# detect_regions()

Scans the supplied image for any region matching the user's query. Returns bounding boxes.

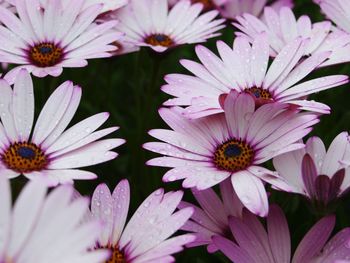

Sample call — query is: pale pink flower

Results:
[89,180,195,262]
[144,91,319,216]
[0,0,123,83]
[113,0,225,53]
[317,0,350,34]
[0,69,125,186]
[234,6,350,67]
[272,132,350,206]
[162,34,348,118]
[179,179,243,252]
[0,175,109,263]
[213,205,350,263]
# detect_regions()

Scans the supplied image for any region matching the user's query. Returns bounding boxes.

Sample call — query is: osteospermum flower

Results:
[113,0,225,53]
[144,91,319,216]
[317,0,350,34]
[213,205,350,263]
[272,132,350,207]
[234,7,350,67]
[89,180,195,262]
[0,0,123,83]
[179,179,243,252]
[0,69,125,186]
[0,176,109,263]
[162,34,348,118]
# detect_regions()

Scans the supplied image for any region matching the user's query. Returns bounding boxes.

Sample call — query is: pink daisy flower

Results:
[0,0,123,83]
[144,91,319,216]
[88,180,195,262]
[113,0,225,53]
[0,69,125,186]
[317,0,350,34]
[162,34,348,118]
[234,6,350,67]
[0,175,109,263]
[179,179,243,252]
[213,205,350,263]
[272,132,350,207]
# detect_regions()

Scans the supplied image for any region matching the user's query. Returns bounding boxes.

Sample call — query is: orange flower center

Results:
[29,42,63,67]
[244,87,273,100]
[144,34,173,47]
[214,139,254,172]
[1,142,48,173]
[105,246,127,263]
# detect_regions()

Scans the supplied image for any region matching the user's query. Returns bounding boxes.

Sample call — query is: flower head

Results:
[273,132,350,207]
[162,34,349,118]
[234,6,350,67]
[113,0,225,53]
[213,205,350,263]
[88,180,194,262]
[144,91,319,216]
[0,69,125,186]
[0,175,109,263]
[0,0,123,83]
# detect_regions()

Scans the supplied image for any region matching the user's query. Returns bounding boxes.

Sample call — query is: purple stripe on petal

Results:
[302,154,318,198]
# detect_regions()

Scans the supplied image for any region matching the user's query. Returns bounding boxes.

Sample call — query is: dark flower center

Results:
[244,87,273,100]
[144,34,173,47]
[192,0,215,11]
[104,246,127,263]
[1,142,48,173]
[29,42,63,67]
[214,139,254,172]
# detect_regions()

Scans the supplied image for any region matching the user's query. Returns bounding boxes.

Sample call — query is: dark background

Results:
[11,0,350,261]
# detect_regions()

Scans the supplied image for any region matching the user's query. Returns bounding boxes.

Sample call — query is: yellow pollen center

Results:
[144,34,173,47]
[192,0,214,10]
[1,142,48,173]
[29,43,63,67]
[244,87,273,100]
[105,246,127,263]
[214,139,254,172]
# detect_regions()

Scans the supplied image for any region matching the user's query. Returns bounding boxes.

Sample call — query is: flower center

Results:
[244,87,273,100]
[192,0,214,11]
[104,246,127,263]
[29,42,63,67]
[144,34,173,47]
[214,139,254,172]
[1,142,48,173]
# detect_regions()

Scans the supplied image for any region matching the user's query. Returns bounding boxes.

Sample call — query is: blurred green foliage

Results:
[9,0,350,261]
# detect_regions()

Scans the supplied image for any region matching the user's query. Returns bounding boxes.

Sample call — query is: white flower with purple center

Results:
[0,69,125,186]
[144,91,319,216]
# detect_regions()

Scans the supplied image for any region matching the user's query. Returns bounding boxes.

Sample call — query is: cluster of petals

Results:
[273,132,350,206]
[0,69,124,186]
[88,179,194,262]
[0,0,123,82]
[113,0,226,53]
[163,33,348,118]
[144,91,319,216]
[234,6,350,67]
[213,205,350,263]
[0,176,109,263]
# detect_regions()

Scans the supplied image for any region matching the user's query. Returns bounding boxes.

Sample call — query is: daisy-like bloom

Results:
[219,0,293,20]
[317,0,350,34]
[89,179,195,262]
[0,176,109,263]
[144,91,319,216]
[0,0,123,83]
[272,132,350,207]
[179,179,243,252]
[162,34,349,118]
[0,69,125,186]
[234,6,350,67]
[213,205,350,263]
[113,0,226,53]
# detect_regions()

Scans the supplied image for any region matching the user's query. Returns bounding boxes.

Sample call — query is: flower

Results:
[168,0,227,12]
[88,180,195,262]
[272,132,350,207]
[162,34,349,118]
[144,91,319,216]
[0,0,123,83]
[213,205,350,263]
[113,0,225,53]
[0,69,125,186]
[234,6,350,67]
[0,175,109,263]
[219,0,293,20]
[179,179,243,252]
[317,0,350,34]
